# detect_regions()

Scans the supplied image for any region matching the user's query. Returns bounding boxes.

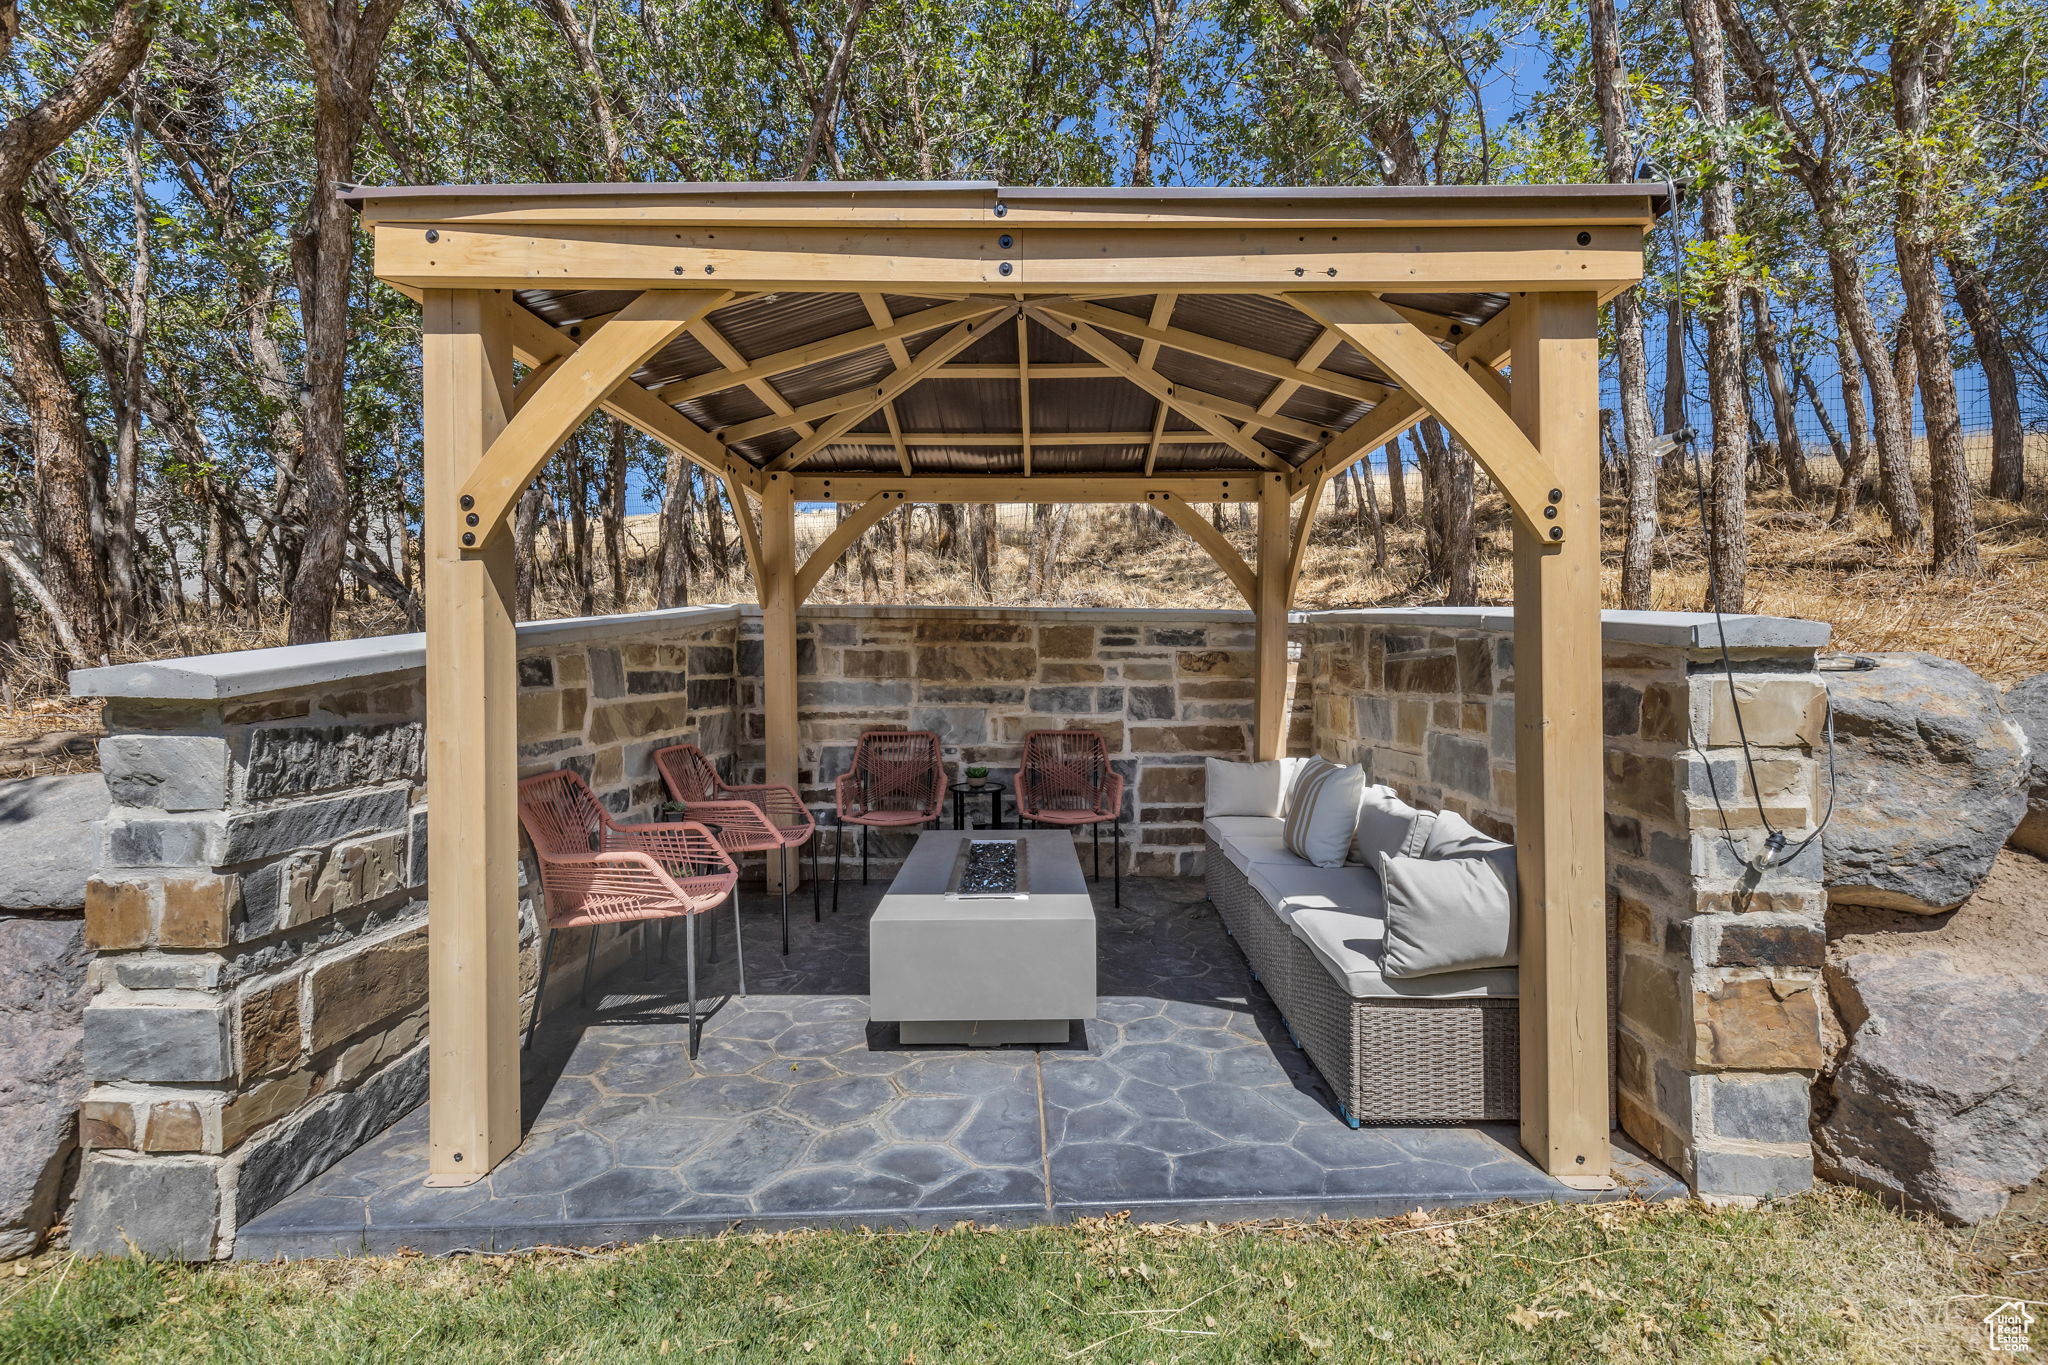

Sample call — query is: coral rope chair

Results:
[832,729,947,913]
[1014,728,1125,906]
[517,769,740,1059]
[653,743,818,957]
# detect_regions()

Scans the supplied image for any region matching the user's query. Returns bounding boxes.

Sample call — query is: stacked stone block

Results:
[75,676,431,1258]
[1304,608,1830,1201]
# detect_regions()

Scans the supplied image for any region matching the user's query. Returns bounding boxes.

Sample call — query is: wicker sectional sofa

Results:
[1203,815,1519,1126]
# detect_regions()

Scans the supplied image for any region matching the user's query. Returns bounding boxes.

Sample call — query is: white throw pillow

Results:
[1378,843,1520,978]
[1350,784,1420,867]
[1282,759,1369,868]
[1203,758,1293,818]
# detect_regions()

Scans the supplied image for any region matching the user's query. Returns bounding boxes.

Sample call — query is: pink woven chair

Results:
[832,729,947,913]
[1014,728,1125,905]
[653,743,818,957]
[517,769,740,1059]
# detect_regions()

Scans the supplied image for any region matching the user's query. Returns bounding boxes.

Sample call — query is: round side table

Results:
[949,781,1006,831]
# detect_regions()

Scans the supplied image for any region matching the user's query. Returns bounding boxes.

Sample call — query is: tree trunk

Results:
[1820,244,1922,545]
[892,509,908,599]
[1748,291,1813,502]
[1822,306,1872,527]
[1678,0,1751,610]
[1589,0,1661,601]
[284,0,407,643]
[969,504,994,597]
[0,0,153,665]
[0,197,109,664]
[1387,438,1408,525]
[514,482,542,618]
[0,560,16,646]
[657,456,695,607]
[567,447,594,615]
[1947,252,2024,502]
[104,92,151,634]
[1417,421,1476,605]
[603,419,628,610]
[1660,295,1687,437]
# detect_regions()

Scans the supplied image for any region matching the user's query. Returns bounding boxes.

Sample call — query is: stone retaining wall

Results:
[1303,607,1832,1202]
[736,606,1311,877]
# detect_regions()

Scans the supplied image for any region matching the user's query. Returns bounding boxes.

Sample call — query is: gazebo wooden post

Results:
[758,474,801,893]
[1506,291,1610,1186]
[422,289,523,1184]
[1253,474,1290,760]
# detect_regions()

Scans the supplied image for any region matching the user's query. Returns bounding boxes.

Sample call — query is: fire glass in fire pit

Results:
[947,839,1028,899]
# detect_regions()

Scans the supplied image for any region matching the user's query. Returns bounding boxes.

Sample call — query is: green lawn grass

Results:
[0,1187,2029,1363]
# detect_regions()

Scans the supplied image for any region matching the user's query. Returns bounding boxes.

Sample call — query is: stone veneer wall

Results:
[1303,607,1833,1202]
[65,607,741,1258]
[735,606,1312,877]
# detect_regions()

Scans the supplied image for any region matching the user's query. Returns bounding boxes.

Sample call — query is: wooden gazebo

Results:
[351,179,1664,1191]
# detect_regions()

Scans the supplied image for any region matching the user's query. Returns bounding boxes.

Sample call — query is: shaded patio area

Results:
[239,877,1677,1258]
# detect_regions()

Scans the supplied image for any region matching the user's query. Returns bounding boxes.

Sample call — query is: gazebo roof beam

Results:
[655,297,1006,403]
[764,306,1019,473]
[1035,298,1392,407]
[684,312,817,444]
[1027,307,1289,472]
[1139,293,1178,477]
[791,473,1265,503]
[823,430,1233,446]
[860,293,917,476]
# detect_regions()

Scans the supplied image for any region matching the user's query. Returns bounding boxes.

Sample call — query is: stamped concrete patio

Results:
[238,876,1678,1258]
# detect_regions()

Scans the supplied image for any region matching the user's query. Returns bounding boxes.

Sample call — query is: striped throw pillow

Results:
[1282,758,1369,868]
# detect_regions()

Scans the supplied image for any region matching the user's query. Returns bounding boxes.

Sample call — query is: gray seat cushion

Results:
[1247,861,1383,917]
[1203,815,1284,845]
[1216,832,1299,874]
[1287,904,1519,1000]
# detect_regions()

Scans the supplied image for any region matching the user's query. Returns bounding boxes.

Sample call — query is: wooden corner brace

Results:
[1145,491,1257,607]
[456,289,732,543]
[1285,292,1565,542]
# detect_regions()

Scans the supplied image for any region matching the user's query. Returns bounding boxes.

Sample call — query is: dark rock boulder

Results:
[0,773,109,912]
[1823,654,2027,913]
[2008,673,2048,858]
[0,915,92,1257]
[1816,851,2048,1224]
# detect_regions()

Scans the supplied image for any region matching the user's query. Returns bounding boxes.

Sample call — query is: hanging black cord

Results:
[1661,188,1839,874]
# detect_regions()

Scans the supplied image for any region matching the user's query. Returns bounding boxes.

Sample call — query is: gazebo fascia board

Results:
[364,180,1655,1194]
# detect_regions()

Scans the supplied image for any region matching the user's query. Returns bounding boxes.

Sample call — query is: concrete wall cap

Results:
[1307,606,1830,650]
[70,606,744,702]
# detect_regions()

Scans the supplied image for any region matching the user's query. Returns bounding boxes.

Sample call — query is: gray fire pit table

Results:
[869,828,1097,1046]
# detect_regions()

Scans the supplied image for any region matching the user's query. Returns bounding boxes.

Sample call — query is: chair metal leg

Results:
[524,929,556,1050]
[812,834,822,921]
[1092,821,1101,880]
[1114,821,1122,907]
[731,888,747,997]
[831,821,843,926]
[580,926,600,1009]
[862,824,869,885]
[685,910,700,1060]
[782,845,796,950]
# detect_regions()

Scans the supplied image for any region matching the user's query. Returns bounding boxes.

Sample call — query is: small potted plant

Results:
[965,765,990,789]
